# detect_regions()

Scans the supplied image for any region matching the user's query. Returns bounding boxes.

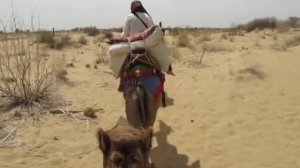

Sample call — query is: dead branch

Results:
[49,108,81,114]
[28,142,47,150]
[0,118,25,144]
[199,48,207,64]
[0,140,25,148]
[63,150,92,156]
[57,107,91,131]
[23,154,47,158]
[48,107,104,115]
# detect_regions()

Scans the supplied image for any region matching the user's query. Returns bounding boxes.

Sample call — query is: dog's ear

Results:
[97,128,111,155]
[141,127,153,152]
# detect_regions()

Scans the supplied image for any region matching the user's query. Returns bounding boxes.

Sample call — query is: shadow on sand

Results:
[150,121,200,168]
[161,92,175,107]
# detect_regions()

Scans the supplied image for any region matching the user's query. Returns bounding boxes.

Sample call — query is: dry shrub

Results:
[104,32,113,39]
[245,17,277,32]
[238,32,245,36]
[220,33,228,40]
[0,77,16,83]
[171,47,181,60]
[83,27,100,36]
[70,27,82,32]
[55,68,68,82]
[272,43,288,51]
[78,35,88,45]
[36,31,54,44]
[228,31,238,36]
[288,17,300,28]
[83,107,98,118]
[93,35,105,44]
[103,30,113,39]
[229,36,235,42]
[54,58,70,83]
[51,36,71,50]
[277,21,290,33]
[285,35,300,47]
[176,32,190,47]
[254,39,261,47]
[95,45,109,64]
[85,64,91,68]
[201,42,231,52]
[36,32,71,50]
[277,26,289,33]
[198,34,212,43]
[0,35,55,107]
[168,28,181,36]
[272,33,278,40]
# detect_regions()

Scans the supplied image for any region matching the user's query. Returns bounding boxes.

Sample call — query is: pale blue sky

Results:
[0,0,300,30]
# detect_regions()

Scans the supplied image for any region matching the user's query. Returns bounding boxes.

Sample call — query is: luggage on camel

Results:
[107,26,172,77]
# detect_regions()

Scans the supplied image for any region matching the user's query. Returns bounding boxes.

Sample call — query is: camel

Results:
[122,48,163,129]
[97,48,163,167]
[97,118,154,168]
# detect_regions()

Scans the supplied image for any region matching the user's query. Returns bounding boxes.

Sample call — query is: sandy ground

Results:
[1,29,300,168]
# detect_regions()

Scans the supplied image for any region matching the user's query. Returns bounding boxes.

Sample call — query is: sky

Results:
[0,0,300,30]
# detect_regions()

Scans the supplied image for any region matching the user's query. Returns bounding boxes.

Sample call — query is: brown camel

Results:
[125,85,160,129]
[122,49,163,129]
[97,49,161,167]
[97,118,154,168]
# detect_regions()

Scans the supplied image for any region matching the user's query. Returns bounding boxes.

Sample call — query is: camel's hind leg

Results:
[145,90,159,127]
[125,85,159,128]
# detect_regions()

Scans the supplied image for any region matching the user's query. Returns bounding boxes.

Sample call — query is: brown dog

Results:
[97,124,153,168]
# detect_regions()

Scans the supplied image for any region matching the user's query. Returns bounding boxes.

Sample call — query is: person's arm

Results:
[121,17,130,38]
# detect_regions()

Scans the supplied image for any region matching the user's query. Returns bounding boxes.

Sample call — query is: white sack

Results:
[145,27,164,47]
[109,53,127,77]
[108,27,169,76]
[148,40,171,72]
[109,41,145,56]
[109,27,164,57]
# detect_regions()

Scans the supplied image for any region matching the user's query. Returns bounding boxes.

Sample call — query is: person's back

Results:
[122,0,154,38]
[121,0,174,75]
[122,12,154,37]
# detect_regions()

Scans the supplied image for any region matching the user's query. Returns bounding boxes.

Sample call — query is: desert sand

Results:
[1,29,300,168]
